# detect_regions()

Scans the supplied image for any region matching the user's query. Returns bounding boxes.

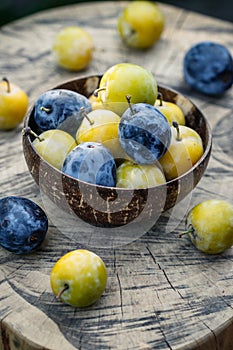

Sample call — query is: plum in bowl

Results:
[22,75,212,228]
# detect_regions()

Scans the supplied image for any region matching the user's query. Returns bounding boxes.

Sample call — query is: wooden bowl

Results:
[22,75,212,228]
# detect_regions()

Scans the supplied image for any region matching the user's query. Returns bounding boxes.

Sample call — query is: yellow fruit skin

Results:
[32,129,76,170]
[159,125,204,180]
[76,109,125,158]
[76,109,120,144]
[88,94,103,110]
[98,63,158,115]
[186,200,233,254]
[53,26,93,71]
[118,1,165,49]
[116,160,166,189]
[50,249,108,307]
[154,100,186,126]
[0,81,28,130]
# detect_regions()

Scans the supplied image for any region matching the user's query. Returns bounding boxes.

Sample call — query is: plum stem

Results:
[22,127,44,141]
[80,107,94,125]
[40,106,51,113]
[2,77,11,93]
[93,87,106,98]
[126,95,134,116]
[178,225,195,238]
[178,229,190,238]
[56,284,69,299]
[157,92,164,106]
[172,121,182,141]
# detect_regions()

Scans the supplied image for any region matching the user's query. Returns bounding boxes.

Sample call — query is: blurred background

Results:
[0,0,232,27]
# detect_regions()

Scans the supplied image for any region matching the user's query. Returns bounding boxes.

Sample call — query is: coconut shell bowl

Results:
[22,75,212,229]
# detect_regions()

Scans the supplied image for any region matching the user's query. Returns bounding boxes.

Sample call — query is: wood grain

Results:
[0,2,233,349]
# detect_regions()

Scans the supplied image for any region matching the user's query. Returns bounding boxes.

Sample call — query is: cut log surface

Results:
[0,2,233,349]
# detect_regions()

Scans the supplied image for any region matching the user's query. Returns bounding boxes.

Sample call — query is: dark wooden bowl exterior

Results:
[22,75,212,227]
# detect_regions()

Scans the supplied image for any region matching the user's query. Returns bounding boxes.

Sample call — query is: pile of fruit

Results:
[25,62,204,190]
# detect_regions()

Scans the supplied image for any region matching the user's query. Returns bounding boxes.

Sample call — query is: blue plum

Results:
[0,196,48,254]
[62,142,116,187]
[119,103,171,164]
[33,89,92,133]
[183,41,233,95]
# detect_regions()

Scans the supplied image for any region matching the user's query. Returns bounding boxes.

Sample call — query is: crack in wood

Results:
[146,246,185,300]
[116,272,124,319]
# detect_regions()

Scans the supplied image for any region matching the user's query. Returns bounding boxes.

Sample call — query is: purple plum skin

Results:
[33,89,92,133]
[183,41,233,95]
[62,142,116,187]
[0,196,48,254]
[119,103,171,164]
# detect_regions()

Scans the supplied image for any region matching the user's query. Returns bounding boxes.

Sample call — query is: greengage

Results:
[155,93,185,126]
[50,249,108,307]
[159,121,204,180]
[31,128,76,170]
[116,160,166,188]
[95,63,158,115]
[53,26,94,71]
[76,108,120,145]
[88,93,103,110]
[117,1,165,49]
[180,199,233,254]
[0,78,28,130]
[76,108,129,159]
